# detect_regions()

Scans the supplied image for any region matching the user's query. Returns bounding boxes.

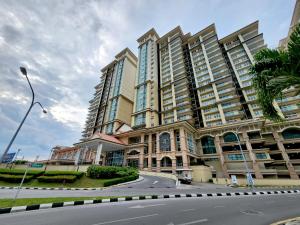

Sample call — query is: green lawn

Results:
[0,196,121,208]
[0,175,122,188]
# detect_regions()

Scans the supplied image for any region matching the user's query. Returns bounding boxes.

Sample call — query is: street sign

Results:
[2,153,16,163]
[31,163,43,168]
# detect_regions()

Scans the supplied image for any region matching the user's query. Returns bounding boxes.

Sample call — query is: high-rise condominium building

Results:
[52,19,300,180]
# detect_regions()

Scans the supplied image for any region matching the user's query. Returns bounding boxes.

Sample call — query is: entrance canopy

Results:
[73,133,127,165]
[74,133,126,151]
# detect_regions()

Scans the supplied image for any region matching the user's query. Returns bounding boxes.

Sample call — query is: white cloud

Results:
[49,102,87,129]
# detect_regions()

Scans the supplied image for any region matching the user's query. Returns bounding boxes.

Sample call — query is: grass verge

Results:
[0,196,121,208]
[0,176,124,188]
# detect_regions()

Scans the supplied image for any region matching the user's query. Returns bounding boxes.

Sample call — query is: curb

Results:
[0,176,144,191]
[270,216,300,225]
[0,186,103,191]
[0,189,299,215]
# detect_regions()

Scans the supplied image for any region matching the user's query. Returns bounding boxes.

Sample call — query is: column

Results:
[179,128,189,170]
[214,135,230,179]
[242,131,263,179]
[139,148,144,170]
[156,132,161,172]
[148,134,152,171]
[95,143,103,165]
[170,129,177,173]
[273,131,299,179]
[123,150,127,166]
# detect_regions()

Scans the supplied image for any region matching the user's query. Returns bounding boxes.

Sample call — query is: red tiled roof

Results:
[53,146,78,153]
[90,133,126,145]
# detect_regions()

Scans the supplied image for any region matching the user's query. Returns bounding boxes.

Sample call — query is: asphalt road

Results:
[0,175,259,198]
[1,194,300,225]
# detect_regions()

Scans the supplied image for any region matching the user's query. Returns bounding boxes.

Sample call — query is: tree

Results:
[250,24,300,121]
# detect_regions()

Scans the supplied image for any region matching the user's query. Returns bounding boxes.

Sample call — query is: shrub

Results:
[0,174,33,183]
[0,168,43,177]
[102,174,139,187]
[87,166,137,179]
[37,175,77,183]
[44,171,84,178]
[14,160,28,165]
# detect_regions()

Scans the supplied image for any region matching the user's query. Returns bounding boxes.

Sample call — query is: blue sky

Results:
[0,0,295,160]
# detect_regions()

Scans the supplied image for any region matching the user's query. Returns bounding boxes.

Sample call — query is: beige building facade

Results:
[53,17,300,180]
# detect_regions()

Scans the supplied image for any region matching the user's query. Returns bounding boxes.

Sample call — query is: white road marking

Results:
[153,181,158,184]
[180,208,196,212]
[91,213,159,225]
[168,219,208,225]
[129,203,165,209]
[214,205,225,208]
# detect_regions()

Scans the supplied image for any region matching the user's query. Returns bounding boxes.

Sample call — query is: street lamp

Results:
[0,67,47,163]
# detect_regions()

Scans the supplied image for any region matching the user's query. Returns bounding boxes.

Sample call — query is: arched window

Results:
[160,132,171,151]
[201,136,216,154]
[282,128,300,139]
[161,157,172,167]
[128,150,139,155]
[223,132,238,142]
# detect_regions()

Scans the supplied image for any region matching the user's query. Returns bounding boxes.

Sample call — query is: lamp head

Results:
[20,67,27,76]
[43,109,47,114]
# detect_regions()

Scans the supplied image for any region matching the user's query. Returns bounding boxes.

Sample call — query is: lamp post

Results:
[232,118,265,188]
[0,67,47,163]
[232,128,253,188]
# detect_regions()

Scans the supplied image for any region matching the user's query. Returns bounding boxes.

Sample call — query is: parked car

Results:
[178,174,192,184]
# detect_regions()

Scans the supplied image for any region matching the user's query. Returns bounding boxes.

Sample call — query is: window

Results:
[138,43,148,84]
[223,132,238,142]
[282,128,300,139]
[187,133,195,153]
[106,123,113,134]
[112,59,124,97]
[135,113,145,126]
[136,85,147,111]
[175,130,181,151]
[128,150,139,155]
[256,153,267,159]
[201,136,216,154]
[105,150,124,166]
[228,154,243,160]
[159,132,171,151]
[128,136,141,144]
[161,157,172,167]
[108,98,118,121]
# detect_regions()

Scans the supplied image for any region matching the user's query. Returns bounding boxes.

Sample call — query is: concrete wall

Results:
[213,177,300,186]
[139,170,178,181]
[191,165,212,182]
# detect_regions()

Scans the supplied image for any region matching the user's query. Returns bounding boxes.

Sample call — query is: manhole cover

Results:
[240,210,263,215]
[127,186,132,188]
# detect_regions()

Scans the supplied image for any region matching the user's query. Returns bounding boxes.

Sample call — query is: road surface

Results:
[1,194,300,225]
[0,175,263,198]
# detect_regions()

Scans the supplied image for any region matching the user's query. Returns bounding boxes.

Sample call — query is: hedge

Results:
[102,174,139,187]
[44,171,84,178]
[0,168,43,177]
[0,174,34,183]
[87,166,137,179]
[37,175,77,183]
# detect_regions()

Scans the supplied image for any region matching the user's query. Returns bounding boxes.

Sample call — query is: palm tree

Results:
[250,24,300,121]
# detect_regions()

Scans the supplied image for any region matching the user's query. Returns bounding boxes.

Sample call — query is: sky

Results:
[0,0,295,160]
